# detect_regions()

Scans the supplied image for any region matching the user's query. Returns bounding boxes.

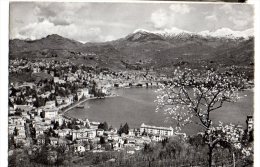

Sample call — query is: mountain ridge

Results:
[9,28,254,72]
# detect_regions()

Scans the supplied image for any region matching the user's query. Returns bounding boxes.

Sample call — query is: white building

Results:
[82,88,90,97]
[77,89,83,100]
[140,123,174,136]
[9,116,25,126]
[72,128,97,141]
[54,77,66,84]
[74,144,86,153]
[45,101,56,108]
[35,127,44,138]
[44,107,58,119]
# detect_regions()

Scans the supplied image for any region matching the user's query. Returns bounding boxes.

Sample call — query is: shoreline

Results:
[61,94,119,119]
[60,86,158,119]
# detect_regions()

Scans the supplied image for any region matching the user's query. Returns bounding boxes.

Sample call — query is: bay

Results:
[66,88,253,135]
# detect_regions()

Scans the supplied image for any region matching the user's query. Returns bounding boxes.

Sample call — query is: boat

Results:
[76,105,84,108]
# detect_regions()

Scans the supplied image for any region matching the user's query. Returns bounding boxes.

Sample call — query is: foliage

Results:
[155,68,247,166]
[100,136,106,144]
[118,123,129,135]
[98,122,109,131]
[13,127,18,136]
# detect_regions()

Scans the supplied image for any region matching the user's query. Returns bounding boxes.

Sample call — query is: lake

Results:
[66,88,254,135]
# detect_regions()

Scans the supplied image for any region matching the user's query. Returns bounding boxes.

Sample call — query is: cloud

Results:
[33,3,88,26]
[229,17,250,29]
[208,4,253,30]
[150,4,192,29]
[10,2,254,42]
[11,19,112,42]
[150,9,169,29]
[227,9,253,29]
[205,15,217,22]
[220,4,233,14]
[34,4,57,18]
[169,4,191,14]
[102,35,116,42]
[49,18,71,26]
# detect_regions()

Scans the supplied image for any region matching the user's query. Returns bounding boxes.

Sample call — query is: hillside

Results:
[9,28,254,72]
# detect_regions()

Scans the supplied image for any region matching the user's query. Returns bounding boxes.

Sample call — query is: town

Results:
[8,58,184,163]
[8,58,254,166]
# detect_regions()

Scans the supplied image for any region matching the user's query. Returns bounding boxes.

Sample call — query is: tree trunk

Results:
[208,145,213,167]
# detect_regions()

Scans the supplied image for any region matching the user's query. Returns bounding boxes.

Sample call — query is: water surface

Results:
[67,88,253,135]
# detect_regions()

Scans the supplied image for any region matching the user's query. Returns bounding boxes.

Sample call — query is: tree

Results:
[56,145,67,165]
[33,145,49,165]
[108,125,113,131]
[55,99,58,107]
[74,94,78,101]
[53,121,59,130]
[155,68,245,167]
[118,124,123,136]
[61,120,67,129]
[122,123,129,134]
[9,99,14,108]
[40,111,45,118]
[33,96,40,108]
[9,135,15,149]
[13,127,18,136]
[100,136,106,144]
[188,134,205,150]
[98,122,109,131]
[85,122,90,128]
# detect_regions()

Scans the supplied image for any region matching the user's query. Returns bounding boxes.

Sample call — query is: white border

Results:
[0,0,9,166]
[1,1,259,167]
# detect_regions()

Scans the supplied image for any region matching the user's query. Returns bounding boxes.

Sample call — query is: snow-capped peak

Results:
[198,28,254,39]
[153,27,192,35]
[133,29,152,34]
[132,27,253,40]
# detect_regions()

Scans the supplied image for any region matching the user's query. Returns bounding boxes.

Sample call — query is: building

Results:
[9,116,25,126]
[35,127,45,138]
[90,121,100,129]
[77,89,84,100]
[74,144,86,153]
[82,88,90,97]
[54,77,66,84]
[96,129,104,137]
[49,137,59,146]
[55,129,70,138]
[45,101,56,108]
[72,128,96,141]
[44,107,59,119]
[140,123,174,136]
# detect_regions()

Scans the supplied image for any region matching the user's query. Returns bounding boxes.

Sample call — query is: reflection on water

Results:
[66,88,253,135]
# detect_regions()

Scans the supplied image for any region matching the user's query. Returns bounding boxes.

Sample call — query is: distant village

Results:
[8,58,254,164]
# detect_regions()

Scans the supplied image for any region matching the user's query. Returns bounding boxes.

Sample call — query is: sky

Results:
[10,2,254,43]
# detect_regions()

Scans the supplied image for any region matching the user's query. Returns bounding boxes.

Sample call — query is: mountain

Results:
[9,28,254,72]
[130,27,254,40]
[198,28,254,39]
[125,30,164,42]
[9,34,85,60]
[10,34,83,53]
[109,28,253,68]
